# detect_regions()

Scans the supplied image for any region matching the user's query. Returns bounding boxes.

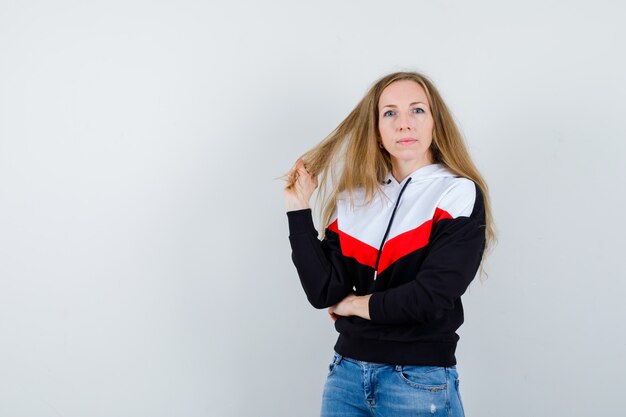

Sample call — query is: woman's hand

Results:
[328,293,372,321]
[284,158,318,211]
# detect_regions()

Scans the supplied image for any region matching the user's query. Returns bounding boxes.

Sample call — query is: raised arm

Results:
[287,209,354,308]
[284,159,353,308]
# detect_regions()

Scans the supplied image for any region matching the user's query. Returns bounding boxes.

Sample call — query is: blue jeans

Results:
[320,351,465,417]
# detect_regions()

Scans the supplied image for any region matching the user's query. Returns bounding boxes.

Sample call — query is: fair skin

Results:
[378,79,434,182]
[284,79,435,322]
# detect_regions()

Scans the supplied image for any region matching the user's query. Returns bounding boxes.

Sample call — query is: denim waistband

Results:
[333,350,457,370]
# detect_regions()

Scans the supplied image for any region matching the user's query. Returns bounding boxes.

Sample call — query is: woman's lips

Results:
[397,138,417,145]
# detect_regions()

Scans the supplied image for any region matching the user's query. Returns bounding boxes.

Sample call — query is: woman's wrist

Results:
[352,294,372,320]
[285,197,310,211]
[286,203,310,212]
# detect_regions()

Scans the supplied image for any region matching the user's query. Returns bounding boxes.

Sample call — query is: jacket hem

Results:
[334,334,457,367]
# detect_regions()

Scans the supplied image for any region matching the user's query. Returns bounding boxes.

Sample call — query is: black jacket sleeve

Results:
[287,209,354,309]
[368,185,487,324]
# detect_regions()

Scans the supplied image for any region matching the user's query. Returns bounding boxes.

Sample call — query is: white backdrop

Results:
[1,1,624,416]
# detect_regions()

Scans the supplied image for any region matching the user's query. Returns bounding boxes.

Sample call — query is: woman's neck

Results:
[391,156,434,183]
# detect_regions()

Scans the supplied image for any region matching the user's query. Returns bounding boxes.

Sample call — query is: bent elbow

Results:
[306,294,333,309]
[306,287,349,309]
[423,297,458,322]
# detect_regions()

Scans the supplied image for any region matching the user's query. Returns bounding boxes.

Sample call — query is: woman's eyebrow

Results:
[380,102,427,109]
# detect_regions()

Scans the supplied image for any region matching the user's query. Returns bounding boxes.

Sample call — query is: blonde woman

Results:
[283,71,495,417]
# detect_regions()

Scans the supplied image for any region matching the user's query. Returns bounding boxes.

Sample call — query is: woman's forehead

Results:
[379,80,428,107]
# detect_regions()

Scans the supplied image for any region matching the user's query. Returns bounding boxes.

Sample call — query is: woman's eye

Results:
[383,110,395,117]
[412,108,425,114]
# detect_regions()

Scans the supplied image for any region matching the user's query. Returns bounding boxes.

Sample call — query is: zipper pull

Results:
[373,270,378,281]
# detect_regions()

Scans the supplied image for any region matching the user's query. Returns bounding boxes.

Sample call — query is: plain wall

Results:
[1,1,624,416]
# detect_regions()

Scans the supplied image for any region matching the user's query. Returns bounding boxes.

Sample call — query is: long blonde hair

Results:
[289,71,496,280]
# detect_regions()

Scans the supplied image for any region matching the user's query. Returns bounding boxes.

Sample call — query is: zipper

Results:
[373,177,412,280]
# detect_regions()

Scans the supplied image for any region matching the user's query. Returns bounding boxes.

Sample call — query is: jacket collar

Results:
[383,163,453,186]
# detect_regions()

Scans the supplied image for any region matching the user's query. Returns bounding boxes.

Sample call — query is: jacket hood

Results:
[383,163,456,187]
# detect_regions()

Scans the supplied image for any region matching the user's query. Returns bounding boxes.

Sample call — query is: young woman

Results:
[283,71,495,417]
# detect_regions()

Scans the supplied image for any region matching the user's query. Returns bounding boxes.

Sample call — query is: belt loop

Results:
[394,365,402,372]
[334,351,343,365]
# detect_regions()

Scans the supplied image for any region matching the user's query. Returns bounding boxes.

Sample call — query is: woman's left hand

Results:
[328,293,372,321]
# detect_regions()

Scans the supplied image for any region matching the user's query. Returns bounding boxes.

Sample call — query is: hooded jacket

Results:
[286,163,486,366]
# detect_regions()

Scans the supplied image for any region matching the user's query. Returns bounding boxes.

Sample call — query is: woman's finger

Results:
[295,159,313,175]
[296,164,309,175]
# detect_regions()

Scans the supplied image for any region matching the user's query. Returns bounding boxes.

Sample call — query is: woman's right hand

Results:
[284,158,318,211]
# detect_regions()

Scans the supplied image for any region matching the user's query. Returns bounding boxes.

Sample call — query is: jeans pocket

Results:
[395,365,447,391]
[327,352,341,377]
[452,378,466,417]
[455,379,464,404]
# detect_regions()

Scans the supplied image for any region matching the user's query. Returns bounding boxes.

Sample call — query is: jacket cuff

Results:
[286,209,317,236]
[368,291,385,323]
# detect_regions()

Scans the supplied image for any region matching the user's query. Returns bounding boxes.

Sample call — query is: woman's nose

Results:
[397,113,412,130]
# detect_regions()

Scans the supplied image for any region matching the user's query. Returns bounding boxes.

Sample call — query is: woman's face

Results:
[378,80,434,171]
